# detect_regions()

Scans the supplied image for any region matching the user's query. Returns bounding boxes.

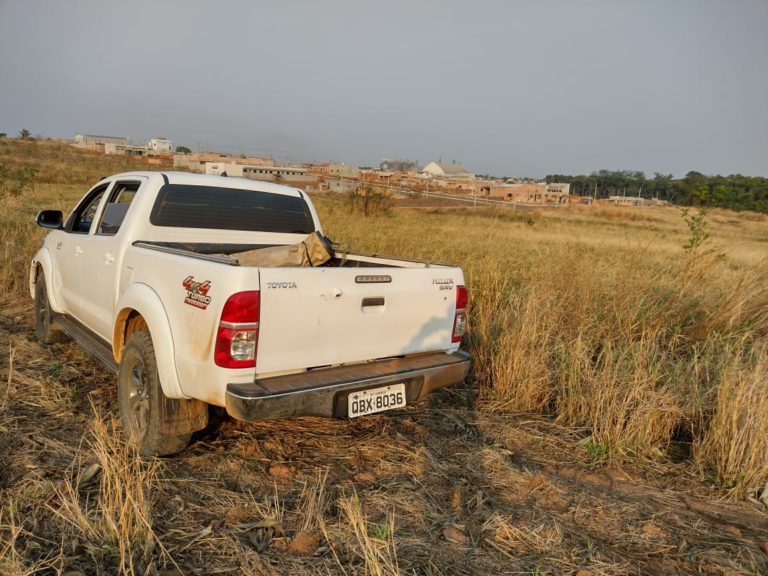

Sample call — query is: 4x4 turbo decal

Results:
[182,276,212,309]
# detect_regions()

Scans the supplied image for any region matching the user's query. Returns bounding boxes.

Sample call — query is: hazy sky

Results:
[1,0,766,178]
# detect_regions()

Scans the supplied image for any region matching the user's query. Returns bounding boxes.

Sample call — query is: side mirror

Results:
[36,210,63,229]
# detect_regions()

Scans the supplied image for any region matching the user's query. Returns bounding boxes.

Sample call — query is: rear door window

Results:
[97,180,141,235]
[149,184,315,233]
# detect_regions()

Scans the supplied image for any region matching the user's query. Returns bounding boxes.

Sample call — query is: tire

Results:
[117,331,191,457]
[34,273,63,344]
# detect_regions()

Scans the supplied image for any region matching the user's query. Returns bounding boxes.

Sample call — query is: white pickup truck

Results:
[31,172,470,455]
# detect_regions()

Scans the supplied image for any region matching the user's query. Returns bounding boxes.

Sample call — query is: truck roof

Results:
[100,171,305,198]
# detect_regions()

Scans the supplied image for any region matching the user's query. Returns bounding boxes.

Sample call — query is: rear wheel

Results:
[34,273,63,344]
[118,331,191,457]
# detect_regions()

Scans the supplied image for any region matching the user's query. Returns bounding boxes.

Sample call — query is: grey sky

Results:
[1,0,766,178]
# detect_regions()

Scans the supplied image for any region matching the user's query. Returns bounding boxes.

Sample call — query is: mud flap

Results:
[159,394,209,435]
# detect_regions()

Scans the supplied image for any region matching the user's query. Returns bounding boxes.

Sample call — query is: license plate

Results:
[348,383,406,418]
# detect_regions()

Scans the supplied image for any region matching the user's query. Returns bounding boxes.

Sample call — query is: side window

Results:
[96,180,141,235]
[65,184,109,234]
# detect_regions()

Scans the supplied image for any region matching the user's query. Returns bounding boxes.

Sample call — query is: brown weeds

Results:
[694,344,768,496]
[46,413,167,574]
[337,494,400,576]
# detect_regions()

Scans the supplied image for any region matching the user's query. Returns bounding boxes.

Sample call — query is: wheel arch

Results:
[113,283,186,399]
[30,249,64,313]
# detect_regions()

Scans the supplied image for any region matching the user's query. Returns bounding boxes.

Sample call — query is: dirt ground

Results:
[1,300,767,576]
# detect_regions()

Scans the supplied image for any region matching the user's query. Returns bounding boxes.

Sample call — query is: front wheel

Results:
[117,331,191,457]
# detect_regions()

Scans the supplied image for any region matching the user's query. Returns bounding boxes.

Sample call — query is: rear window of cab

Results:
[150,184,315,234]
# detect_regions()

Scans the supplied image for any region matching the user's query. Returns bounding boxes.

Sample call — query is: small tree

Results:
[18,129,31,140]
[346,185,392,216]
[18,166,39,193]
[681,186,725,261]
[175,145,191,154]
[0,164,38,198]
[680,206,710,254]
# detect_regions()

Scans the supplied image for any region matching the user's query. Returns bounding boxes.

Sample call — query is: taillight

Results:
[215,291,260,368]
[452,285,468,343]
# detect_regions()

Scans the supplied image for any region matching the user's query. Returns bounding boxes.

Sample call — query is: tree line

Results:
[544,170,768,213]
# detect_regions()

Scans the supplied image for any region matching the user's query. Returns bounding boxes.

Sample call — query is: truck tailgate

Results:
[256,267,462,375]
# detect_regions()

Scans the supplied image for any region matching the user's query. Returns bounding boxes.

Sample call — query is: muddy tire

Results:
[118,331,191,457]
[34,273,63,344]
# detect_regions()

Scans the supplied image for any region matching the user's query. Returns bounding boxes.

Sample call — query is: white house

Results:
[74,134,129,147]
[205,162,244,177]
[422,161,473,179]
[546,183,571,195]
[148,138,173,152]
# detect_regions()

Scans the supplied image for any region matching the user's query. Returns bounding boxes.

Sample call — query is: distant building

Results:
[422,161,473,179]
[380,159,419,172]
[205,162,245,177]
[242,165,313,183]
[74,134,129,147]
[546,182,570,195]
[175,152,273,173]
[326,178,357,193]
[312,163,360,179]
[104,143,147,156]
[481,182,569,205]
[607,196,647,207]
[204,162,317,185]
[148,137,172,152]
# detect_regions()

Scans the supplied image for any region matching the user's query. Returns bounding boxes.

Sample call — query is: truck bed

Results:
[133,240,451,269]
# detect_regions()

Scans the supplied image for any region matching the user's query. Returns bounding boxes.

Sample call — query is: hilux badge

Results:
[432,277,454,291]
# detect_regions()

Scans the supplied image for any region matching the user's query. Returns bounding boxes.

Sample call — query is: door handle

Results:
[75,246,83,256]
[104,253,115,264]
[361,296,385,314]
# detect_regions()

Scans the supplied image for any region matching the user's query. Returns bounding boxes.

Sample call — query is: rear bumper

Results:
[225,351,470,422]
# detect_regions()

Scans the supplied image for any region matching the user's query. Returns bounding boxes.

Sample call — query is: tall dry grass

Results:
[469,246,768,493]
[693,343,768,493]
[317,200,768,496]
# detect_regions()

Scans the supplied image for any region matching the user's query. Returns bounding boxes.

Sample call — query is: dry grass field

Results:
[1,140,768,575]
